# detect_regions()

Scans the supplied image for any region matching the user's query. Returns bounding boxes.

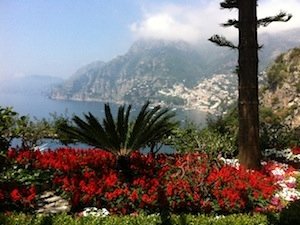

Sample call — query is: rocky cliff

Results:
[261,48,300,127]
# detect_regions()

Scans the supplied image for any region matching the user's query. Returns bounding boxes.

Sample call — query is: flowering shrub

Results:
[292,146,300,155]
[3,147,282,215]
[263,148,300,163]
[0,182,36,212]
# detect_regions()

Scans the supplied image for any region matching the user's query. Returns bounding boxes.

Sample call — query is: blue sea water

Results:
[0,92,207,124]
[0,91,207,151]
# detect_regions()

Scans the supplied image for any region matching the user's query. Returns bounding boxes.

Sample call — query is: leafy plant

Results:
[164,121,202,153]
[0,212,270,225]
[14,116,55,149]
[58,101,178,156]
[58,102,178,181]
[0,106,18,151]
[279,200,300,225]
[260,122,300,150]
[166,108,238,158]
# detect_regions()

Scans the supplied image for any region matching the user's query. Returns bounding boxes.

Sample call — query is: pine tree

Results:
[209,0,291,169]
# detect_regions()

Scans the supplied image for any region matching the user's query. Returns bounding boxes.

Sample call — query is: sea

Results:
[0,92,207,124]
[0,91,207,151]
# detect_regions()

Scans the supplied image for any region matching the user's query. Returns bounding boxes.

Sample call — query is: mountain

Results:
[50,28,300,108]
[0,75,63,95]
[260,47,300,128]
[51,39,217,105]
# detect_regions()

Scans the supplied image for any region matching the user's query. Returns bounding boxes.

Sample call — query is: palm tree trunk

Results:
[237,0,261,169]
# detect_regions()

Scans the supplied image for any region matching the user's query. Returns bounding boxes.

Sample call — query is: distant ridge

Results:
[50,28,300,109]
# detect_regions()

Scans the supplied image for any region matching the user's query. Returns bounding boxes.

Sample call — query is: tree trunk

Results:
[237,0,261,169]
[116,155,133,182]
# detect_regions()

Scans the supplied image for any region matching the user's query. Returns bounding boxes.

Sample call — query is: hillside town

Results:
[159,74,238,114]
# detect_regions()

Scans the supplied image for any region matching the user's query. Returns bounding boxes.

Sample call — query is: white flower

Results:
[277,187,300,202]
[82,207,110,217]
[263,149,276,157]
[271,168,286,176]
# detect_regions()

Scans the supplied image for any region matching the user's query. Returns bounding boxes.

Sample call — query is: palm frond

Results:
[129,103,177,150]
[117,104,131,150]
[58,101,178,156]
[103,103,120,151]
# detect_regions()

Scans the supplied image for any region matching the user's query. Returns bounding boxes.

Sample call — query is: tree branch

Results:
[258,11,292,27]
[208,35,238,49]
[220,0,238,9]
[222,19,238,28]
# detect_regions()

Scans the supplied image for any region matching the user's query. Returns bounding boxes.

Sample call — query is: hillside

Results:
[50,28,300,110]
[51,39,220,105]
[261,48,300,127]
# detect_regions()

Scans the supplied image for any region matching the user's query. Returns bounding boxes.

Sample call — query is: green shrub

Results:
[266,54,288,90]
[195,128,237,158]
[296,175,300,191]
[260,122,300,150]
[166,109,238,158]
[279,200,300,225]
[0,213,270,225]
[0,106,18,151]
[164,121,202,153]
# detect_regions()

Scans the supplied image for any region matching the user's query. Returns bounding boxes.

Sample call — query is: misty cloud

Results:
[131,0,300,43]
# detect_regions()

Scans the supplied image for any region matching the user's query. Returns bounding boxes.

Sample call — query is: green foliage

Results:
[0,105,74,151]
[164,121,202,153]
[259,122,297,150]
[58,101,178,155]
[0,213,270,225]
[48,112,73,145]
[199,110,238,157]
[15,116,54,149]
[0,161,54,191]
[166,109,238,157]
[279,200,300,225]
[0,106,18,151]
[259,107,281,124]
[266,54,288,90]
[259,105,300,150]
[296,174,300,191]
[196,128,237,158]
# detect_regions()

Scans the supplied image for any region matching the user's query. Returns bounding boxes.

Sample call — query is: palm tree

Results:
[59,101,178,180]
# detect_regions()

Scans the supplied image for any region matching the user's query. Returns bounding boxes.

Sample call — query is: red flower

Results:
[26,186,36,202]
[141,194,155,204]
[10,189,22,202]
[292,146,300,155]
[105,172,118,187]
[7,148,17,159]
[129,190,139,202]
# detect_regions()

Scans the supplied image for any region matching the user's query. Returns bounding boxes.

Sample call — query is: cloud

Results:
[131,0,300,43]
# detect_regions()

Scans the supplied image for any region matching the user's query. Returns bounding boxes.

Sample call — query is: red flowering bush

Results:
[4,147,280,215]
[292,146,300,155]
[207,165,277,213]
[0,182,36,212]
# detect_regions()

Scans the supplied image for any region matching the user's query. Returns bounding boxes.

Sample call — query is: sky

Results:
[1,0,300,81]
